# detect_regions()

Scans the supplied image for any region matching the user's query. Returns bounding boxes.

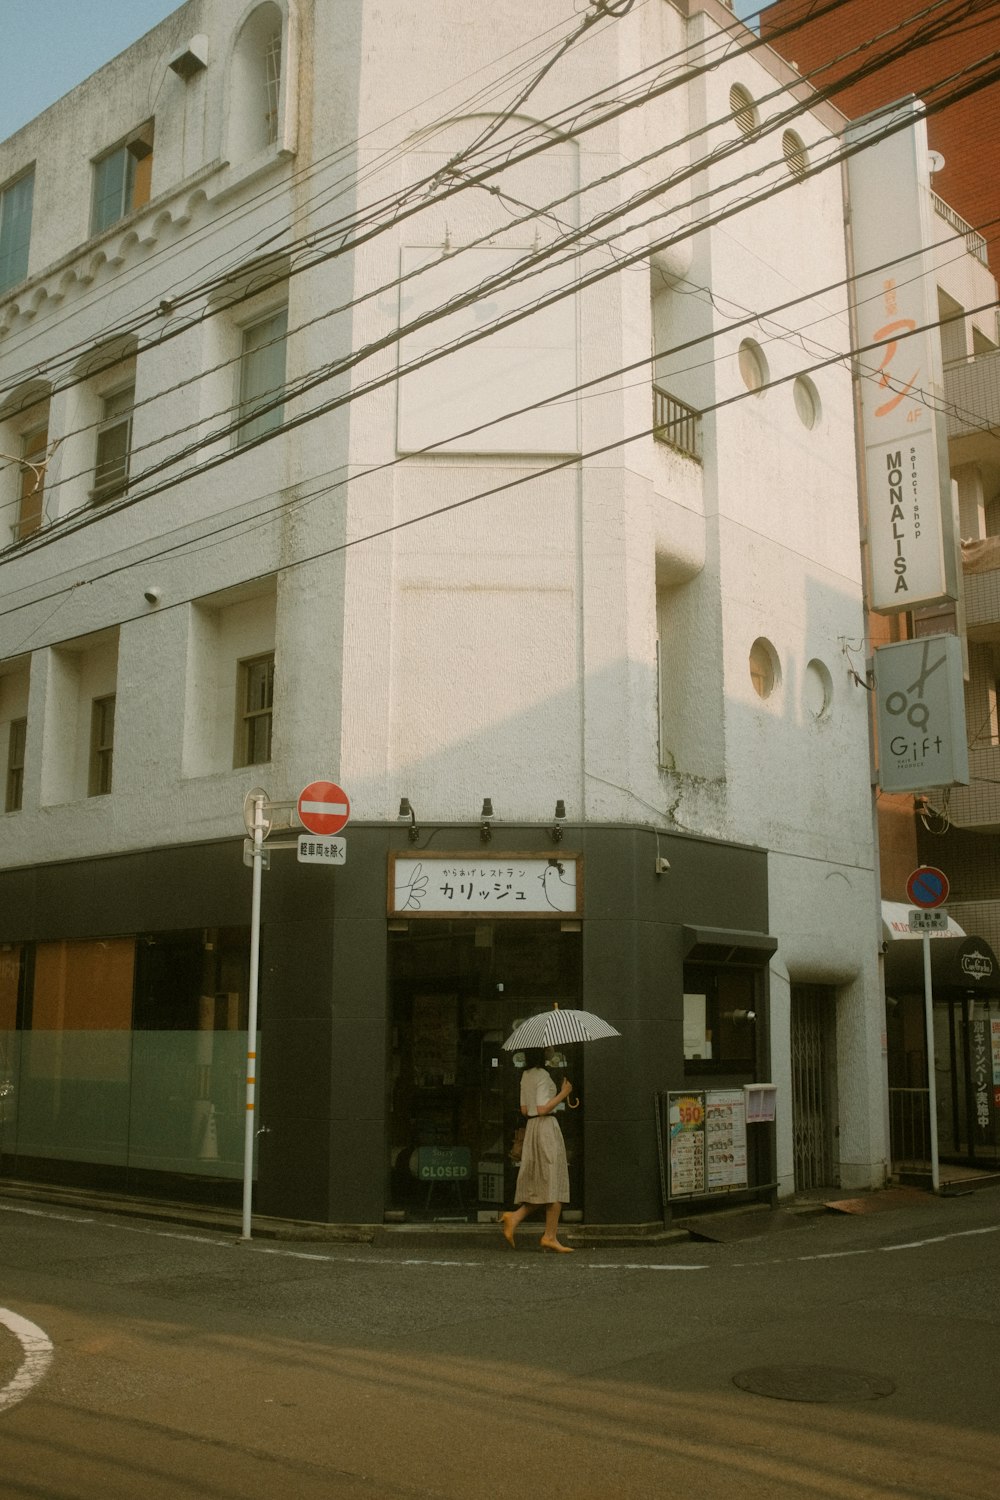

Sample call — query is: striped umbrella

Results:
[501,1005,621,1051]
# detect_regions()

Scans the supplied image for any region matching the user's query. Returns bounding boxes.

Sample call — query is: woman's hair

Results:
[521,1047,547,1071]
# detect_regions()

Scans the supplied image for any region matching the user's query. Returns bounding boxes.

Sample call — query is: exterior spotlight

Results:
[397,796,419,842]
[480,797,494,843]
[551,799,566,842]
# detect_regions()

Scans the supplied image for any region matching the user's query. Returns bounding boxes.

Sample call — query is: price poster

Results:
[705,1089,748,1191]
[667,1092,706,1197]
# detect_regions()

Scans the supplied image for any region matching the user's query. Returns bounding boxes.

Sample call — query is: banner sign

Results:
[874,633,969,792]
[846,100,958,612]
[389,854,581,918]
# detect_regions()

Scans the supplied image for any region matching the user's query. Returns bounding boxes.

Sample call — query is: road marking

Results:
[2,1200,998,1275]
[0,1308,53,1413]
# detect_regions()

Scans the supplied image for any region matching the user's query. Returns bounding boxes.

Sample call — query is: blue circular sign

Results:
[906,866,949,909]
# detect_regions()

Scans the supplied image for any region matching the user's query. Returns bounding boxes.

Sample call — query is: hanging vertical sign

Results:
[874,633,969,791]
[846,100,958,612]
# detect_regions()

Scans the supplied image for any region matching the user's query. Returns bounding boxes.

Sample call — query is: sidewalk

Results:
[1,1176,967,1248]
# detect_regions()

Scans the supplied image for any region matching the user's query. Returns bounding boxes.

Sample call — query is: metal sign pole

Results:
[921,929,940,1193]
[241,792,266,1241]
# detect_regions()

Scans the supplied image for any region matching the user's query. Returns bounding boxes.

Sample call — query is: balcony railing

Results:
[933,192,989,266]
[652,386,701,462]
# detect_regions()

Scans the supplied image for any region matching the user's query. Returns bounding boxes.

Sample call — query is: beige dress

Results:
[514,1067,570,1205]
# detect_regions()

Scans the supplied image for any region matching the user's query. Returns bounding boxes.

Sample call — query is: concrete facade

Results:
[0,0,890,1223]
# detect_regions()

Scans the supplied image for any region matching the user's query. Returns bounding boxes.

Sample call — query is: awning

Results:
[881,900,965,941]
[883,934,1000,996]
[683,926,778,966]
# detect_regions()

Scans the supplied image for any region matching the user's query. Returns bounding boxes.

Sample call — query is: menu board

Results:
[666,1089,750,1199]
[705,1089,748,1191]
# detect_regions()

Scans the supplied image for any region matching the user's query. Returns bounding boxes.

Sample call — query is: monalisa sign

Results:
[846,100,958,612]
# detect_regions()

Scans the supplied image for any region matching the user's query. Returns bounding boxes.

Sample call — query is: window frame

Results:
[92,383,135,503]
[90,124,154,237]
[0,168,34,295]
[683,962,762,1076]
[15,419,48,541]
[5,716,26,813]
[235,305,288,447]
[88,694,116,797]
[234,653,274,768]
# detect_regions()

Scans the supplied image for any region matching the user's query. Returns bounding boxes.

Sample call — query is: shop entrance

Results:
[387,920,582,1221]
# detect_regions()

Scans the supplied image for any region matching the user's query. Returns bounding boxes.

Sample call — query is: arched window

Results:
[230,3,285,160]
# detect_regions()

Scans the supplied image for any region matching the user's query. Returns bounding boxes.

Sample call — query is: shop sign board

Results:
[874,635,969,792]
[414,1146,470,1181]
[666,1090,750,1199]
[297,779,351,835]
[846,100,958,612]
[389,854,581,917]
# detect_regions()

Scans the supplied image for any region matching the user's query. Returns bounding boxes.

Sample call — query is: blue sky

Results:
[0,1,763,143]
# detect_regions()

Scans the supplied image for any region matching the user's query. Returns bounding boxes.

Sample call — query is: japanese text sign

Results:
[389,854,581,918]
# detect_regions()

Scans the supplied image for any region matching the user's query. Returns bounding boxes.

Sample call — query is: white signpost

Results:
[240,779,350,1240]
[906,866,950,1192]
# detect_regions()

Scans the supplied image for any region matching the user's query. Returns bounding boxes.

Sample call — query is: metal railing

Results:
[652,386,701,461]
[889,1087,931,1170]
[933,192,989,266]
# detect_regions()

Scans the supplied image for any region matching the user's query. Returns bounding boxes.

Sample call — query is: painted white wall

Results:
[8,0,985,1194]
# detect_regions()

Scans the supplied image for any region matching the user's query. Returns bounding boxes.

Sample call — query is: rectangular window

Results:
[92,385,134,502]
[91,124,154,236]
[235,654,274,767]
[5,717,26,812]
[16,422,47,541]
[683,965,759,1074]
[236,307,287,446]
[0,170,34,294]
[264,31,282,145]
[88,694,115,796]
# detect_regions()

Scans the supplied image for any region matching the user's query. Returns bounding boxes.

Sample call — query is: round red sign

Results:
[297,780,351,836]
[905,866,949,909]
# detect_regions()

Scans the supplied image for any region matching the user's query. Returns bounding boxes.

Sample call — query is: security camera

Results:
[143,586,162,605]
[655,857,670,875]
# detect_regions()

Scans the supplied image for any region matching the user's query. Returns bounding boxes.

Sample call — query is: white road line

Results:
[2,1200,997,1274]
[0,1308,53,1414]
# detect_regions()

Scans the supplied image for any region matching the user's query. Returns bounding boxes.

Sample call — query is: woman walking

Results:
[500,1047,575,1253]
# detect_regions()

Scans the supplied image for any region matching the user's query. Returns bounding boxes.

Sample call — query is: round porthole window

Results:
[793,375,821,429]
[738,338,769,394]
[749,638,779,700]
[804,658,833,718]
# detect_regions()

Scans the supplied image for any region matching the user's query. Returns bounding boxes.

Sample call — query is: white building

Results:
[0,0,888,1227]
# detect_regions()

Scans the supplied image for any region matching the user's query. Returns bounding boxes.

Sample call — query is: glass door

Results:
[386,920,582,1221]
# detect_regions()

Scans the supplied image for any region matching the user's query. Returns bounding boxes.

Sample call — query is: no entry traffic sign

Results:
[905,866,949,909]
[297,779,351,836]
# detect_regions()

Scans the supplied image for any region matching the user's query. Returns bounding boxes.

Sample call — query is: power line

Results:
[0,0,863,397]
[3,287,995,642]
[4,0,985,518]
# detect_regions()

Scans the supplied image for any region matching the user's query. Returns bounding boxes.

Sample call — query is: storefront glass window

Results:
[683,964,759,1073]
[387,920,582,1221]
[2,926,253,1193]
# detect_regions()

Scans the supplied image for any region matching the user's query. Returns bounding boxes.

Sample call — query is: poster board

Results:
[665,1089,751,1200]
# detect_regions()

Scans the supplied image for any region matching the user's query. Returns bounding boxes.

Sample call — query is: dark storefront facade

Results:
[886,933,1000,1175]
[0,823,777,1227]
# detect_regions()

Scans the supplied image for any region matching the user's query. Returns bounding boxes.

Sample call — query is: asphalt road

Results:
[1,1188,998,1499]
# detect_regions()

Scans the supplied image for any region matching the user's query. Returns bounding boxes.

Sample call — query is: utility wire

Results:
[3,0,987,512]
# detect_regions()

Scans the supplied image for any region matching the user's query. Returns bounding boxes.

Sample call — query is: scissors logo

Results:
[884,640,945,734]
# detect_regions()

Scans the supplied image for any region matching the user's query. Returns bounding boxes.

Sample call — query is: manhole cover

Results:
[732,1365,895,1403]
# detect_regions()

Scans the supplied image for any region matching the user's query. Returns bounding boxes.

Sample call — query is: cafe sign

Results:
[389,854,582,918]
